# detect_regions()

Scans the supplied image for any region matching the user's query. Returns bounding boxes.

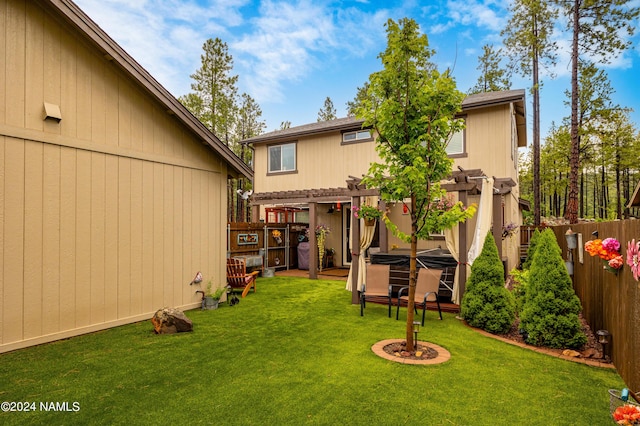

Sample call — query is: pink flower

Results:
[608,255,624,270]
[602,237,621,253]
[626,239,640,281]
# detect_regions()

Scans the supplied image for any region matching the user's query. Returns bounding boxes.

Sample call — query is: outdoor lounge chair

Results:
[360,264,393,317]
[227,258,258,298]
[396,268,443,325]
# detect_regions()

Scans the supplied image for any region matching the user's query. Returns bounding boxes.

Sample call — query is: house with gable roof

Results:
[0,0,251,352]
[242,90,528,300]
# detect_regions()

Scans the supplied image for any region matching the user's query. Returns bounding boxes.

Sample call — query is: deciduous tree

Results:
[356,18,475,348]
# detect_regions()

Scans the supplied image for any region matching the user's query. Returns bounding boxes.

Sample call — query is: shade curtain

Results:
[444,223,461,304]
[467,177,494,273]
[346,196,378,292]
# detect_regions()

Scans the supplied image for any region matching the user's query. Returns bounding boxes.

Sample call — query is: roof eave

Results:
[243,119,366,145]
[45,0,252,180]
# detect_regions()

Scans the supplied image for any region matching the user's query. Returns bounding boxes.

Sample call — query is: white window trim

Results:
[268,142,297,174]
[342,129,373,144]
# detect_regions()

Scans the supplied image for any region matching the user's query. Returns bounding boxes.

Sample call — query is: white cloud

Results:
[231,0,338,102]
[444,0,507,33]
[74,0,249,96]
[232,0,389,103]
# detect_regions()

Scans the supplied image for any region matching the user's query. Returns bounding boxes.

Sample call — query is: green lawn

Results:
[0,276,625,425]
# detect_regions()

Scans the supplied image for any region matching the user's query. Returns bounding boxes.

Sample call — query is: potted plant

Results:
[352,205,382,226]
[203,281,225,310]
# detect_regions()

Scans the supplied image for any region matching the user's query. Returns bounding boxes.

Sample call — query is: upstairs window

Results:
[446,129,465,156]
[342,130,372,144]
[268,142,296,173]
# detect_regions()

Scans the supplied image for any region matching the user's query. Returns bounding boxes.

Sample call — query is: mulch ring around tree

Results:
[372,339,451,365]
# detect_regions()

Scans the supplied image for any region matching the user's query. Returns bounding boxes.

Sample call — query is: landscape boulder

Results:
[151,307,193,334]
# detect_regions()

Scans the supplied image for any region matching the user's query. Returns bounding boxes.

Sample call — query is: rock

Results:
[151,307,193,334]
[562,349,581,358]
[582,348,599,358]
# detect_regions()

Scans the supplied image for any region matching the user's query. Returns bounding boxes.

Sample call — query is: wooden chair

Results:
[226,258,258,298]
[396,268,443,325]
[360,264,393,318]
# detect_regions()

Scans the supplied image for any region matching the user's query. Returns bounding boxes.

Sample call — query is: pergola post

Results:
[458,190,468,298]
[350,195,361,304]
[493,193,504,261]
[309,202,318,279]
[379,199,388,253]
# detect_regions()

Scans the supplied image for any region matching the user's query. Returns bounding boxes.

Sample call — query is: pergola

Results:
[441,168,516,300]
[250,169,517,305]
[250,177,378,291]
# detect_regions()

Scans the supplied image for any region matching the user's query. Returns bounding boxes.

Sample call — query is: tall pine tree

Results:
[317,96,337,121]
[559,0,639,223]
[502,0,557,227]
[468,44,511,94]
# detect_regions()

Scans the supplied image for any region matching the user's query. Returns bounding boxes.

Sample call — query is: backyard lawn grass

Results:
[0,276,626,425]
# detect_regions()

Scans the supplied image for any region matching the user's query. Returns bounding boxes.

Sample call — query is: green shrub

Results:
[520,229,586,349]
[508,268,528,315]
[522,228,541,270]
[461,232,516,334]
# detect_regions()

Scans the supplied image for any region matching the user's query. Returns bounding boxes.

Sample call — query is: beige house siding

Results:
[254,132,380,191]
[456,104,518,182]
[0,0,236,352]
[249,94,526,271]
[253,106,520,196]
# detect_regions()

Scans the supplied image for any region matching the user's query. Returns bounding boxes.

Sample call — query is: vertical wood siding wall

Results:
[0,0,229,352]
[552,223,640,391]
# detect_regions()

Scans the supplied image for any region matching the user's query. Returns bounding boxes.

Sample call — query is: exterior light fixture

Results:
[565,228,577,275]
[596,329,611,360]
[412,321,421,350]
[565,228,577,249]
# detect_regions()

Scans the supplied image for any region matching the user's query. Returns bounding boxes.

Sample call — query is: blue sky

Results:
[74,0,640,139]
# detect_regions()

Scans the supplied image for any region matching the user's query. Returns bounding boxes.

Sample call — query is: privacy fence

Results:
[550,221,640,391]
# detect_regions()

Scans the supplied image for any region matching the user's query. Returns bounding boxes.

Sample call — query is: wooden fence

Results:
[549,221,640,391]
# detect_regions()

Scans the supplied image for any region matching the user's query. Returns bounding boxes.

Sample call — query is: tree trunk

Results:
[623,169,630,219]
[615,144,622,220]
[406,193,417,350]
[563,183,569,218]
[601,164,606,219]
[236,179,244,222]
[227,180,233,223]
[592,171,597,218]
[566,0,580,224]
[580,170,585,218]
[532,17,541,227]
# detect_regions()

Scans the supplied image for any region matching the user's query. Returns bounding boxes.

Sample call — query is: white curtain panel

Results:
[346,196,378,292]
[467,177,494,269]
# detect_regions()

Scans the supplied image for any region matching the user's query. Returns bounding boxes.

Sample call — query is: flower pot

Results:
[202,296,219,310]
[364,218,375,226]
[263,267,275,278]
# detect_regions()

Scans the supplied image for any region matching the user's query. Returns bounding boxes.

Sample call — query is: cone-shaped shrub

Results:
[461,232,515,334]
[520,229,586,349]
[522,228,541,270]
